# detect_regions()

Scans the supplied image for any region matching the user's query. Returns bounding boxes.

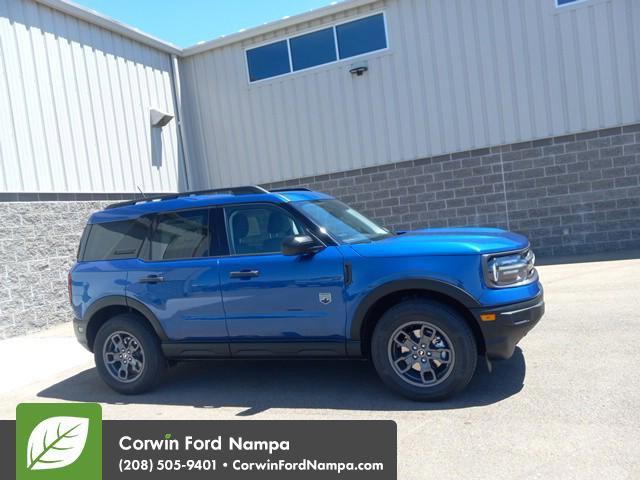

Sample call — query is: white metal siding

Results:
[0,0,182,193]
[180,0,640,189]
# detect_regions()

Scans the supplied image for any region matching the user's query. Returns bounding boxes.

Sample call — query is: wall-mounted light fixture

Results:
[150,109,174,167]
[150,108,174,127]
[349,61,369,77]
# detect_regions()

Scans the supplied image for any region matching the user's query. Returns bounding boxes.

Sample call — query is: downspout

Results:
[170,54,191,191]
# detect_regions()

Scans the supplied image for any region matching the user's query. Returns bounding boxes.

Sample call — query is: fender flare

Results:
[84,295,168,342]
[349,278,481,340]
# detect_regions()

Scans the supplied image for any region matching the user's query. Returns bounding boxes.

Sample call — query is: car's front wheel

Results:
[94,313,166,394]
[371,299,477,401]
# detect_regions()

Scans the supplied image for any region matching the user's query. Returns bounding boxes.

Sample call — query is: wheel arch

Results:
[351,279,485,357]
[84,296,168,352]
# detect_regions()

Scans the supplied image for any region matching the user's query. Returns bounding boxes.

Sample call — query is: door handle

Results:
[229,270,260,278]
[138,275,165,284]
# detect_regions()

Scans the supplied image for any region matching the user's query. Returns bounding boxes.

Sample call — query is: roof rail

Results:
[269,187,311,192]
[105,186,269,210]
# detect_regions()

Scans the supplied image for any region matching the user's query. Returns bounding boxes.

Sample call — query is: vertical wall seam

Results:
[441,1,461,151]
[486,0,505,144]
[554,15,570,133]
[625,0,640,119]
[10,0,40,190]
[52,10,82,190]
[39,4,69,191]
[519,1,536,138]
[570,10,587,130]
[502,0,521,141]
[28,2,56,190]
[0,14,22,190]
[535,0,553,137]
[606,2,623,125]
[454,0,476,148]
[588,6,604,127]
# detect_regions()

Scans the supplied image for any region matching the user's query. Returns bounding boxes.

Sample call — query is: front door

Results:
[218,203,347,356]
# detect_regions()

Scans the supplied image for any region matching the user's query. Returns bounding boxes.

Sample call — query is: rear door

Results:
[126,208,229,354]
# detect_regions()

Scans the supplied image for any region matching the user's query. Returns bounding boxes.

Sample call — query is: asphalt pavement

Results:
[1,255,638,479]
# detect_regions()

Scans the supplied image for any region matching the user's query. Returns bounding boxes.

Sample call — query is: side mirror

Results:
[281,235,324,256]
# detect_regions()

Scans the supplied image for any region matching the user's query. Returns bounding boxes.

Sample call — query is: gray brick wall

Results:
[0,201,109,339]
[265,123,640,257]
[1,123,639,339]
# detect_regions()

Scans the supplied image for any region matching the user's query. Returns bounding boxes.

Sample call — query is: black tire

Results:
[371,299,477,401]
[94,313,166,394]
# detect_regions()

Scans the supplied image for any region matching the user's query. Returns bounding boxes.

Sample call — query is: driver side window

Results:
[225,205,305,255]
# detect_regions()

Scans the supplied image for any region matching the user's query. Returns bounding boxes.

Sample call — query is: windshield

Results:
[294,199,393,244]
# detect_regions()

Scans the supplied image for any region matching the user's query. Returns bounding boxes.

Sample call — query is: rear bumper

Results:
[72,317,91,351]
[472,293,544,360]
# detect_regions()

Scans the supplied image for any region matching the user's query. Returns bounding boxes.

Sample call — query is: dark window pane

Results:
[557,0,579,4]
[246,40,290,82]
[290,27,337,71]
[151,210,209,260]
[226,205,305,255]
[83,220,147,261]
[336,13,387,59]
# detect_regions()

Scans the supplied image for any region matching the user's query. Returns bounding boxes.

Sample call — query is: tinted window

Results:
[246,40,290,82]
[151,210,209,260]
[83,220,147,261]
[294,199,391,245]
[557,0,580,4]
[336,13,387,59]
[290,27,337,71]
[226,205,305,255]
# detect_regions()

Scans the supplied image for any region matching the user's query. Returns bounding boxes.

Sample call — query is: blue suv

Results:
[70,186,543,400]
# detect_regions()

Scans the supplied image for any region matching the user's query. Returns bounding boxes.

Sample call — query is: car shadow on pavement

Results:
[38,348,525,416]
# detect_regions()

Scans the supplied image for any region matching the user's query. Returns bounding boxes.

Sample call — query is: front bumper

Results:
[472,293,544,360]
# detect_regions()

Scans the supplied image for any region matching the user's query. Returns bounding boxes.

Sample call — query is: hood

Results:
[349,228,529,257]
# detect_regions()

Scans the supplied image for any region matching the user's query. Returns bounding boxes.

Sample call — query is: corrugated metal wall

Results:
[0,0,183,193]
[179,0,640,189]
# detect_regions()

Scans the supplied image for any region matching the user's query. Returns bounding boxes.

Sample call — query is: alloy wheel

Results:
[102,331,145,383]
[387,321,455,387]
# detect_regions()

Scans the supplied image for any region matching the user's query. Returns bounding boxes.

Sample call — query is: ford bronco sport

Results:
[70,186,543,400]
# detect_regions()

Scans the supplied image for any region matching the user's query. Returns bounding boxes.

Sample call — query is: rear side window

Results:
[150,210,210,260]
[82,220,147,261]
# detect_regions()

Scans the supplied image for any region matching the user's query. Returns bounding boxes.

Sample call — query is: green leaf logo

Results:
[26,416,89,471]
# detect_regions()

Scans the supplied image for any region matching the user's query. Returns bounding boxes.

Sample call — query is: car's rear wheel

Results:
[371,299,477,401]
[94,313,166,394]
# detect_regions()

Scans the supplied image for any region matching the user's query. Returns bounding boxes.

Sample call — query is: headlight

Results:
[483,249,536,288]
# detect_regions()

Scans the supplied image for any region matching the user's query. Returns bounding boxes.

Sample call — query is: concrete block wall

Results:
[1,123,639,339]
[265,123,640,257]
[0,201,108,339]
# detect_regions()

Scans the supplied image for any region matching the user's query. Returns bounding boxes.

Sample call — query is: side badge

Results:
[319,293,332,305]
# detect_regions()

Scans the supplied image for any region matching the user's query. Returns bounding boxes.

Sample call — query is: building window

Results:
[246,40,291,82]
[290,27,337,71]
[336,13,387,59]
[245,12,387,83]
[556,0,583,6]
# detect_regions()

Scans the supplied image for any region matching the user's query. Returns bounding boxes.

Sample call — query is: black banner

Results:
[2,420,396,479]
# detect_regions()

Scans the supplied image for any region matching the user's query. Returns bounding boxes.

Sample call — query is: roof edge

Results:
[32,0,379,58]
[34,0,182,54]
[180,0,380,57]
